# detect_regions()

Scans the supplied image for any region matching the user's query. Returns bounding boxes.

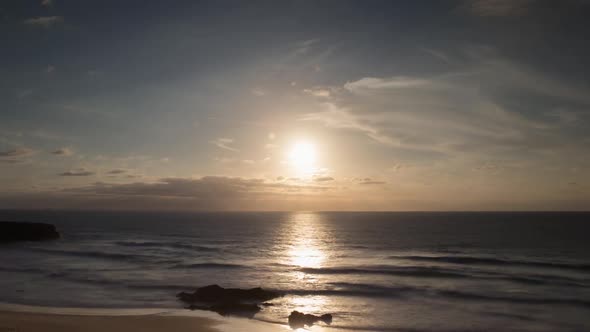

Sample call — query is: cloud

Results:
[0,147,34,158]
[473,162,502,172]
[358,178,386,185]
[251,88,267,97]
[344,77,430,93]
[294,39,320,55]
[461,0,535,17]
[46,65,56,73]
[23,16,63,28]
[314,176,335,182]
[302,50,590,158]
[67,176,331,200]
[422,48,452,64]
[107,169,127,175]
[303,88,331,98]
[210,138,238,152]
[0,159,27,164]
[389,163,407,172]
[0,176,345,211]
[59,168,95,177]
[301,103,397,146]
[16,89,33,99]
[51,147,73,156]
[41,0,52,7]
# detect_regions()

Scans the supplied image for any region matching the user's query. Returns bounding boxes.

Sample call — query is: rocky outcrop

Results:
[177,284,281,303]
[177,284,282,318]
[288,311,333,329]
[0,221,60,243]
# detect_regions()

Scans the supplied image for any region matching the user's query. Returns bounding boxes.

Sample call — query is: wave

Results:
[172,262,247,269]
[285,282,590,308]
[114,241,219,252]
[436,289,590,307]
[392,255,590,272]
[27,247,152,262]
[299,265,590,288]
[0,266,45,273]
[281,282,419,299]
[298,266,469,279]
[46,272,195,290]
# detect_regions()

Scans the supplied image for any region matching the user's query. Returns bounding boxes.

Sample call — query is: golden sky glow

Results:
[288,141,318,177]
[1,1,589,211]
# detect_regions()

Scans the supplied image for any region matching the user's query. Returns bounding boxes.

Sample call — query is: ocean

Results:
[0,210,589,331]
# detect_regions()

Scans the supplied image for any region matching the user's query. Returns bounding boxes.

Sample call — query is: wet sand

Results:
[0,311,219,332]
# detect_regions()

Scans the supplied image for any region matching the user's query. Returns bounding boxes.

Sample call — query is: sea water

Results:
[0,210,589,331]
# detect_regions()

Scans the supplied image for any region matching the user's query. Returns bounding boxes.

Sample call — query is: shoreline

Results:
[0,311,219,332]
[0,303,291,332]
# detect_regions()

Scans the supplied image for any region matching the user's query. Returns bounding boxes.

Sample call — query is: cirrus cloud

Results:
[23,16,64,28]
[210,138,239,152]
[51,147,74,156]
[59,168,95,177]
[0,147,34,158]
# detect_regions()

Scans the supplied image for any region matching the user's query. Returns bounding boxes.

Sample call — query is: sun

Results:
[288,141,317,174]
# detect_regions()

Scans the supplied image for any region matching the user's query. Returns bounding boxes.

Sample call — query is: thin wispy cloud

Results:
[68,176,331,199]
[23,16,63,28]
[59,168,95,176]
[314,176,335,182]
[461,0,535,17]
[107,169,127,175]
[250,88,267,97]
[16,89,33,99]
[303,88,331,97]
[358,178,386,185]
[210,138,239,152]
[51,147,74,156]
[344,77,431,93]
[0,147,35,158]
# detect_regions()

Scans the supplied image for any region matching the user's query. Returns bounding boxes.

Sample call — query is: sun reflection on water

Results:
[290,244,324,268]
[259,213,339,329]
[284,212,329,269]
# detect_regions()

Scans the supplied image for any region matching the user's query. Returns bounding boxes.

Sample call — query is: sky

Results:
[1,0,590,211]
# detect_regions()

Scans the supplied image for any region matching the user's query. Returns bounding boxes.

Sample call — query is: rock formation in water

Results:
[288,310,333,329]
[0,221,60,243]
[177,284,282,318]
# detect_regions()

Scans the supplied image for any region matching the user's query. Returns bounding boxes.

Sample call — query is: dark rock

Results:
[177,285,282,318]
[288,311,333,329]
[0,221,60,243]
[177,284,281,304]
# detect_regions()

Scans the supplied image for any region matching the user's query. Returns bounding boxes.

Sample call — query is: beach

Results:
[0,311,218,332]
[0,305,294,332]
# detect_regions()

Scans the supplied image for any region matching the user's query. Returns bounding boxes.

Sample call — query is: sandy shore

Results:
[0,311,220,332]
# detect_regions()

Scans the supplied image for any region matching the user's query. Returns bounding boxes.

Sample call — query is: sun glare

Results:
[288,141,317,174]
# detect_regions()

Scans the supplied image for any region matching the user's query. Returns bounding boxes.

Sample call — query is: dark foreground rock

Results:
[177,284,282,318]
[177,284,281,303]
[0,221,60,243]
[288,311,333,329]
